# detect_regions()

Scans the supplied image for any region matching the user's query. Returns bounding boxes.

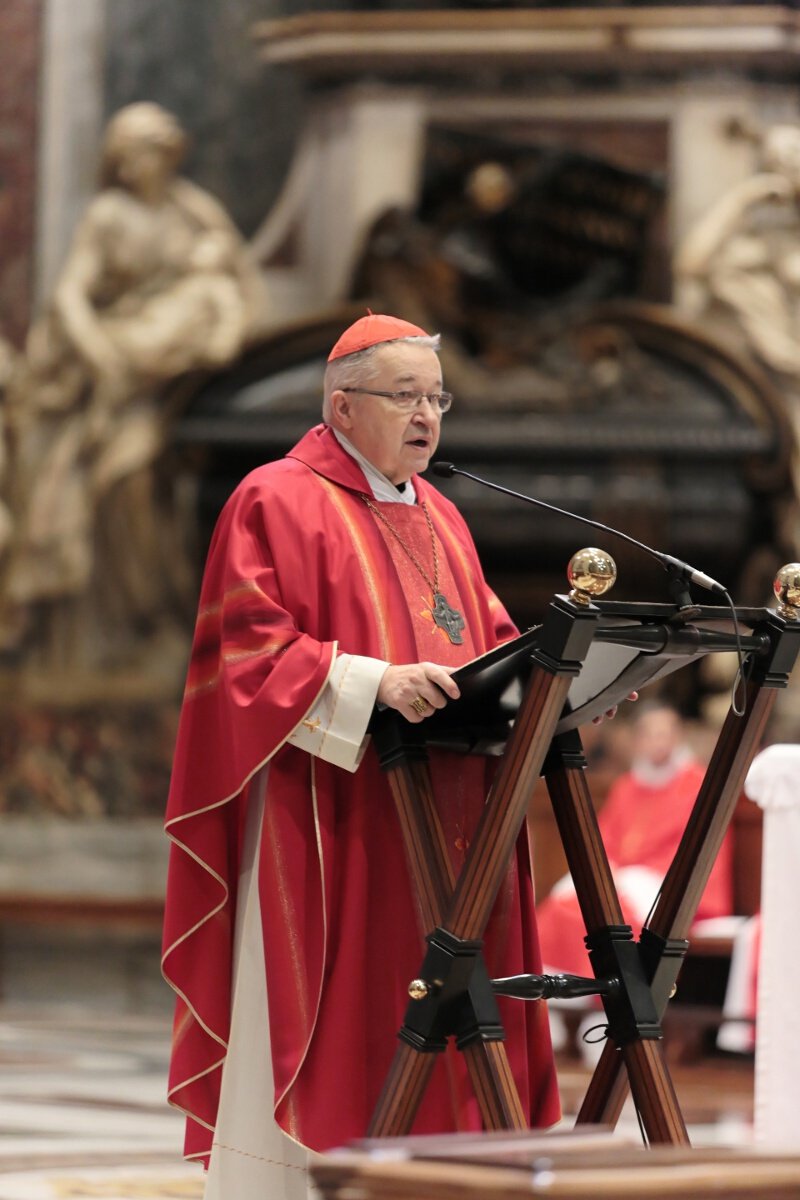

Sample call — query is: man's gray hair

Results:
[322,334,441,422]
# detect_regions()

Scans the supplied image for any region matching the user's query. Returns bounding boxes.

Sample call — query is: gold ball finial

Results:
[567,548,617,606]
[773,563,800,619]
[408,979,429,1001]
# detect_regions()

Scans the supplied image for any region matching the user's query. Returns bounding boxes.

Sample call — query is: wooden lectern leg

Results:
[462,1041,528,1130]
[376,758,528,1137]
[577,1039,688,1144]
[623,1040,689,1145]
[368,1043,438,1137]
[577,1039,628,1126]
[368,1040,526,1137]
[387,759,455,933]
[545,737,689,1145]
[577,674,785,1127]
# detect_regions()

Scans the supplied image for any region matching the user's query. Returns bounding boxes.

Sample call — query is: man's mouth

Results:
[407,437,430,449]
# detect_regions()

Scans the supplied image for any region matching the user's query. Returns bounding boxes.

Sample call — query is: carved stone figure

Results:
[676,121,800,552]
[677,123,800,375]
[1,102,267,676]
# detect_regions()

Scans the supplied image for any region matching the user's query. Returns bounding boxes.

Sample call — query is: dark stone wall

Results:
[104,0,320,238]
[0,0,42,346]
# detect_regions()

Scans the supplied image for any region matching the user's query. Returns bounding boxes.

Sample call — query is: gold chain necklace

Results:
[362,495,466,645]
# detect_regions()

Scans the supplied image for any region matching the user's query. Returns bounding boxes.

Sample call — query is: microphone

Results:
[431,461,728,600]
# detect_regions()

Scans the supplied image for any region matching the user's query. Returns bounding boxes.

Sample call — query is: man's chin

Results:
[408,450,433,476]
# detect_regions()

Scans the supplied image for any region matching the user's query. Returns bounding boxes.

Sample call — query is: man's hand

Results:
[378,662,460,723]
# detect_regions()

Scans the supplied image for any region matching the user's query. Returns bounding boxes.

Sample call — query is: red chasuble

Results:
[162,424,560,1163]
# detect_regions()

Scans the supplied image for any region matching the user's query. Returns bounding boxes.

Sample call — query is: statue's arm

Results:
[713,268,800,375]
[170,177,242,234]
[675,172,791,279]
[170,180,268,332]
[51,200,129,381]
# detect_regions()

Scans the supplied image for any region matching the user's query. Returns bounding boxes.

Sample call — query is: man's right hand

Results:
[378,662,460,723]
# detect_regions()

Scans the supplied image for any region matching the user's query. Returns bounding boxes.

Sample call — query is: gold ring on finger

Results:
[410,694,428,716]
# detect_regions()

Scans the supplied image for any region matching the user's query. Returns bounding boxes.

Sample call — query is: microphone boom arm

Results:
[431,461,727,608]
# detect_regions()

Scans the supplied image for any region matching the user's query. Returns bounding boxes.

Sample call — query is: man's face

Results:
[332,343,443,484]
[633,709,681,768]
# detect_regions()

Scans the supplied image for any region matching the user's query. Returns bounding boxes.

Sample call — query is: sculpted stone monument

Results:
[0,103,267,680]
[350,148,665,412]
[676,120,800,550]
[677,122,800,377]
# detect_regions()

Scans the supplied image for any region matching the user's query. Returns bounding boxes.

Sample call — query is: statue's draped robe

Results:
[162,424,559,1165]
[3,177,263,663]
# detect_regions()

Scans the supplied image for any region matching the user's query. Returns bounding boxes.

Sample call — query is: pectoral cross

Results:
[432,592,465,645]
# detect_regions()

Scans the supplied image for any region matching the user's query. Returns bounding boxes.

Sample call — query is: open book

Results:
[422,600,755,753]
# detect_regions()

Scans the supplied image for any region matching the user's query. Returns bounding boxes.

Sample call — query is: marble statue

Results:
[1,102,267,676]
[677,122,800,377]
[675,120,800,555]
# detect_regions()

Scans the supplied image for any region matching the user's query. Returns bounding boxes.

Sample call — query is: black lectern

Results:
[367,566,800,1146]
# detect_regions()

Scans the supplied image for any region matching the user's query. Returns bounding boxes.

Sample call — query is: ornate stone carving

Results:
[1,103,268,682]
[676,120,800,554]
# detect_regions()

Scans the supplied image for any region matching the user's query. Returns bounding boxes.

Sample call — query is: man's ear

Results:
[330,389,355,430]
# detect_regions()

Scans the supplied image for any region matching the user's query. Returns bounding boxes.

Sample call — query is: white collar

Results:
[333,429,417,504]
[629,745,694,789]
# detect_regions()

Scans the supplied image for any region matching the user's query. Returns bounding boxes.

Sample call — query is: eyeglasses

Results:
[341,387,453,414]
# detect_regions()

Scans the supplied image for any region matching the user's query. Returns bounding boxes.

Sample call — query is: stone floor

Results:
[0,1005,202,1199]
[0,925,201,1198]
[0,931,756,1200]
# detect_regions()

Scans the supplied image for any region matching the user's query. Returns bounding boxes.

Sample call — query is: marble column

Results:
[34,0,107,309]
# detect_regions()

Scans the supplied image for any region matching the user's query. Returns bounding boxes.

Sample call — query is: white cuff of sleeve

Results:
[287,653,390,772]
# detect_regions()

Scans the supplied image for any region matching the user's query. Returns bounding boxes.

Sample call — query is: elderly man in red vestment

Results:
[161,314,561,1198]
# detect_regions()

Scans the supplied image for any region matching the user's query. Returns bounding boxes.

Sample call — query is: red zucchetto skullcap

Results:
[327,313,431,361]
